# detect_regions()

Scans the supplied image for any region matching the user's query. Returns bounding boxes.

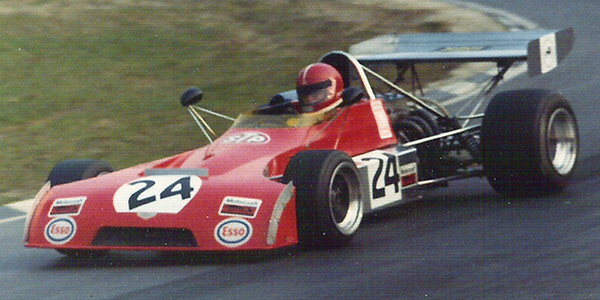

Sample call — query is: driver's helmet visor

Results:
[297,79,333,107]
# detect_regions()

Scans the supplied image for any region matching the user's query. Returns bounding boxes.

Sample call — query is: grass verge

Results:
[0,0,502,204]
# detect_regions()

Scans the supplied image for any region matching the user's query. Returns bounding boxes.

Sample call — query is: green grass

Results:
[0,0,477,204]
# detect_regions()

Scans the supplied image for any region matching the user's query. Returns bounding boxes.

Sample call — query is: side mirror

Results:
[180,87,203,107]
[341,87,364,106]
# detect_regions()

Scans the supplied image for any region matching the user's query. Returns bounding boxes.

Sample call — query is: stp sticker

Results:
[44,217,77,245]
[222,132,270,144]
[214,218,253,248]
[113,175,202,214]
[219,196,262,218]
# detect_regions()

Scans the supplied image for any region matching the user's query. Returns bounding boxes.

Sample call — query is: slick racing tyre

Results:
[48,159,114,187]
[482,89,578,196]
[47,159,114,258]
[284,150,363,249]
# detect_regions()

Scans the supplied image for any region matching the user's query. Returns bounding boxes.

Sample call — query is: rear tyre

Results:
[284,150,363,249]
[482,89,578,196]
[47,159,113,257]
[395,111,442,179]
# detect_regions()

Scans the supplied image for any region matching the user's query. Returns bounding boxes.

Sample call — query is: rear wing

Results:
[349,28,574,77]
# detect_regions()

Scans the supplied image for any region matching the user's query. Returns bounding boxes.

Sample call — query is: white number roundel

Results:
[113,175,202,214]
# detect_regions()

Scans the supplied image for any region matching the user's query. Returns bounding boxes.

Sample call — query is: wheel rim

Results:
[547,108,577,175]
[328,162,362,236]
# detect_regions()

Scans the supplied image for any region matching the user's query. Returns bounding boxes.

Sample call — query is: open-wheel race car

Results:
[24,28,577,256]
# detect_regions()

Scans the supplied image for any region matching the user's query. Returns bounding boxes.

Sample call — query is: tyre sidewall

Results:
[48,159,114,187]
[535,92,578,188]
[284,150,362,249]
[482,89,578,195]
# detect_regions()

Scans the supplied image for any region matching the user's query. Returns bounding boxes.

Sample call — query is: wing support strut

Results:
[361,65,448,118]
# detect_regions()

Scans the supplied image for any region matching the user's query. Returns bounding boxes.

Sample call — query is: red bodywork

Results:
[25,99,397,252]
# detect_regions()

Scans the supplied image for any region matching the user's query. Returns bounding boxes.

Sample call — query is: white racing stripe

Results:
[0,215,26,225]
[6,199,33,214]
[0,199,33,224]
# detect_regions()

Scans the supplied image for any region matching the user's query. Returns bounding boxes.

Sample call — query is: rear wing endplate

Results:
[350,28,574,77]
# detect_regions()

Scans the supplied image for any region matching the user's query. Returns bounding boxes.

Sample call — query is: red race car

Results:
[25,28,577,256]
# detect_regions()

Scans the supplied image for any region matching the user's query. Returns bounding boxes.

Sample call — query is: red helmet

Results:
[296,63,343,113]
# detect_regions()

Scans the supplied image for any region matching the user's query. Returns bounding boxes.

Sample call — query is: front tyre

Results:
[284,150,363,249]
[482,89,578,196]
[47,159,113,257]
[48,159,114,187]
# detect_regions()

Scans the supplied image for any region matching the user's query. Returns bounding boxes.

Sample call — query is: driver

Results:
[296,63,344,113]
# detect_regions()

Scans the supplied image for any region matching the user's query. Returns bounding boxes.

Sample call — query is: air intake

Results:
[92,227,197,247]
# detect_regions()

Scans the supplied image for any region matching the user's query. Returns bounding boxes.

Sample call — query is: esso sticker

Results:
[222,132,270,144]
[214,218,253,248]
[113,175,201,214]
[44,217,76,245]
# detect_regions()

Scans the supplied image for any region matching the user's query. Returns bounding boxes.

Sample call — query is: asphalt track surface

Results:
[2,1,600,299]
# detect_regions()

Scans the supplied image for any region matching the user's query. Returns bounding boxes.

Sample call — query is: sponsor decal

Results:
[400,163,418,187]
[113,175,201,215]
[370,100,393,140]
[538,33,558,74]
[219,196,262,218]
[214,218,253,248]
[44,217,76,245]
[400,163,417,176]
[222,132,270,144]
[48,196,87,217]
